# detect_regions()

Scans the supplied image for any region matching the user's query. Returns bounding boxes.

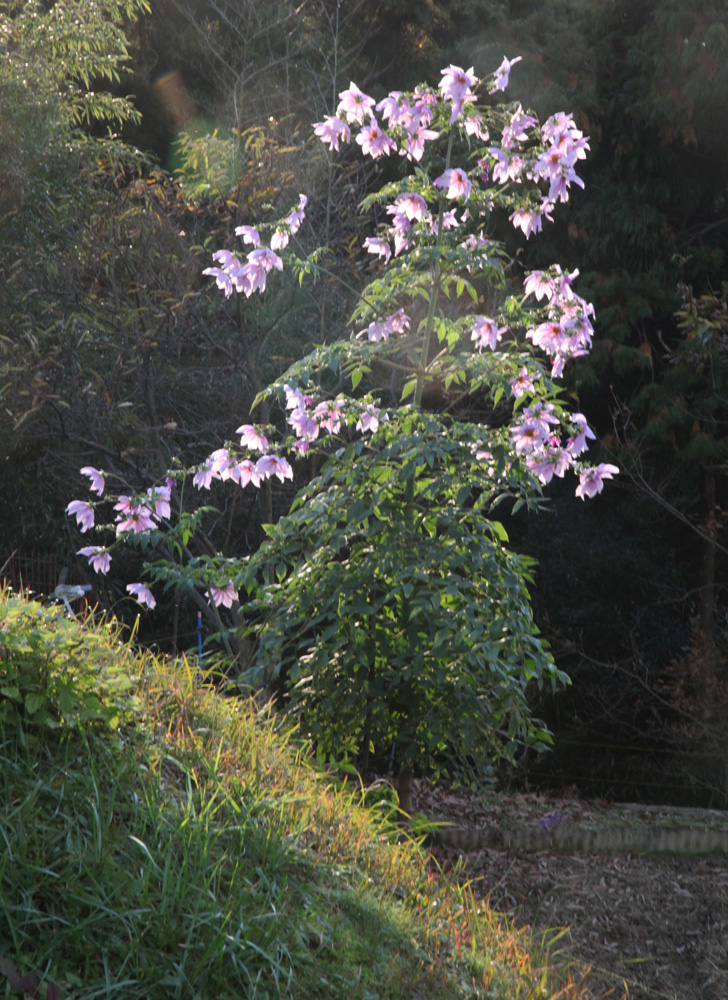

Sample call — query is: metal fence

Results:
[1,550,93,601]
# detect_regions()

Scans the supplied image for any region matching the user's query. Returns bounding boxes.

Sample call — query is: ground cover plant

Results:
[0,587,611,999]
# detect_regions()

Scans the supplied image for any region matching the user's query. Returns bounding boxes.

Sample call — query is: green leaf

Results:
[401,378,417,401]
[24,693,46,715]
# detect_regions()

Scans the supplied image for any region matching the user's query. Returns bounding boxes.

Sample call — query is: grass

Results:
[0,589,616,999]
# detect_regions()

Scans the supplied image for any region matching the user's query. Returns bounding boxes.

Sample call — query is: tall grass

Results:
[0,589,618,999]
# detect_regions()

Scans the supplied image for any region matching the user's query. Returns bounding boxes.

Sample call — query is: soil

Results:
[412,780,728,1000]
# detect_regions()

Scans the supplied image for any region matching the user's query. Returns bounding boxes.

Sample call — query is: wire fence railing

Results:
[1,549,94,600]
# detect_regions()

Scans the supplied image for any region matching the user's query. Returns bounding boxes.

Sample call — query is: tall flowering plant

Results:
[68,57,617,794]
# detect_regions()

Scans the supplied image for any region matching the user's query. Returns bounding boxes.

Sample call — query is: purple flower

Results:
[356,404,386,434]
[193,457,218,490]
[255,454,293,483]
[510,367,539,399]
[356,118,397,159]
[147,485,171,519]
[337,83,375,124]
[363,236,391,265]
[488,55,522,94]
[286,194,307,234]
[575,463,619,500]
[236,424,269,452]
[80,466,105,496]
[114,496,155,534]
[127,583,156,609]
[271,228,290,251]
[510,420,547,455]
[202,266,233,298]
[234,225,261,247]
[434,168,471,202]
[471,316,507,352]
[210,581,237,608]
[313,115,351,151]
[394,192,428,222]
[523,270,555,302]
[439,65,477,106]
[403,124,439,162]
[78,546,111,574]
[67,500,95,533]
[241,248,283,296]
[313,399,345,434]
[288,408,319,442]
[234,459,261,488]
[566,414,596,457]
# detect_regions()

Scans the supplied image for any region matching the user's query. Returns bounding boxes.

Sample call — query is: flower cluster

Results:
[312,66,612,502]
[201,194,306,299]
[68,388,388,607]
[68,55,617,618]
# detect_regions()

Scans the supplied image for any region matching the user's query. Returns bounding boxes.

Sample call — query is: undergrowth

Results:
[0,587,617,999]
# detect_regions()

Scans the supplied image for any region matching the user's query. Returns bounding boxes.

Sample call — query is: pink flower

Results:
[235,459,261,488]
[283,384,313,410]
[490,148,512,185]
[202,266,233,298]
[523,270,555,302]
[356,118,397,159]
[566,414,596,457]
[356,404,386,434]
[509,367,539,398]
[210,581,237,608]
[288,407,319,441]
[575,463,619,500]
[366,309,410,343]
[193,457,218,490]
[213,448,246,482]
[363,236,391,264]
[441,209,460,230]
[463,115,489,141]
[80,466,105,496]
[527,320,570,356]
[471,316,507,351]
[394,192,428,221]
[439,65,477,106]
[114,497,155,535]
[235,225,261,247]
[127,583,156,609]
[337,83,375,124]
[488,55,522,94]
[236,424,269,452]
[376,91,405,124]
[313,399,345,434]
[240,248,283,296]
[434,168,471,202]
[313,115,351,151]
[503,105,537,147]
[271,228,290,251]
[286,194,307,234]
[78,546,111,574]
[386,209,412,256]
[255,454,294,482]
[510,199,553,238]
[147,485,171,519]
[510,414,554,454]
[67,499,95,533]
[403,124,439,161]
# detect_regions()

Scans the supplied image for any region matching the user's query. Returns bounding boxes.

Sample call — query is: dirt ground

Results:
[413,781,728,1000]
